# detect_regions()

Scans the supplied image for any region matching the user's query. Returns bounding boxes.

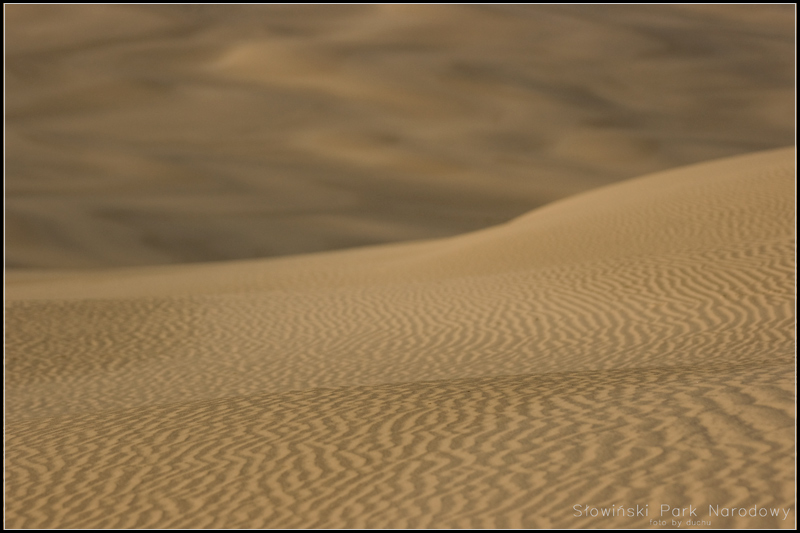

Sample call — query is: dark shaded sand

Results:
[6,5,795,269]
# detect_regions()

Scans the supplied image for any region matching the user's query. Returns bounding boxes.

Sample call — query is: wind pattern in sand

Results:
[5,149,795,528]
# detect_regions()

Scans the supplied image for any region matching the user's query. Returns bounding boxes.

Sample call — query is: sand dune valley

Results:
[4,5,796,530]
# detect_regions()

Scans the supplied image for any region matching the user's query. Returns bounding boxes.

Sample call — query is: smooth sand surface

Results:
[5,148,795,528]
[6,4,795,269]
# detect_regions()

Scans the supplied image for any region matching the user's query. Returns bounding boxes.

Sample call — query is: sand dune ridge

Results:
[5,148,796,528]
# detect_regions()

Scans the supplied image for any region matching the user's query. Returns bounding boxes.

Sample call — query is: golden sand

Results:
[6,149,795,528]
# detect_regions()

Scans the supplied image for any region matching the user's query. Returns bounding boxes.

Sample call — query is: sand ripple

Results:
[6,365,793,528]
[5,149,796,527]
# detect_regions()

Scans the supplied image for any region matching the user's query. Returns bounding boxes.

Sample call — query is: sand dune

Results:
[6,4,795,269]
[5,149,795,528]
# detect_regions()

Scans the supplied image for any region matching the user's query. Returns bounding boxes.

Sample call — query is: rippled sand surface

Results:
[6,149,795,528]
[5,5,796,529]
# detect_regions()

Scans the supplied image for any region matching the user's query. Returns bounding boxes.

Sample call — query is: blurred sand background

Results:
[5,4,795,269]
[4,4,796,530]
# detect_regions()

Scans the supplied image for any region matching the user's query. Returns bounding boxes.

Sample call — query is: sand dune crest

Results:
[5,148,796,528]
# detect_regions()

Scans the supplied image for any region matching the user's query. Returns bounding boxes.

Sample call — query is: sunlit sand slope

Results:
[5,148,795,528]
